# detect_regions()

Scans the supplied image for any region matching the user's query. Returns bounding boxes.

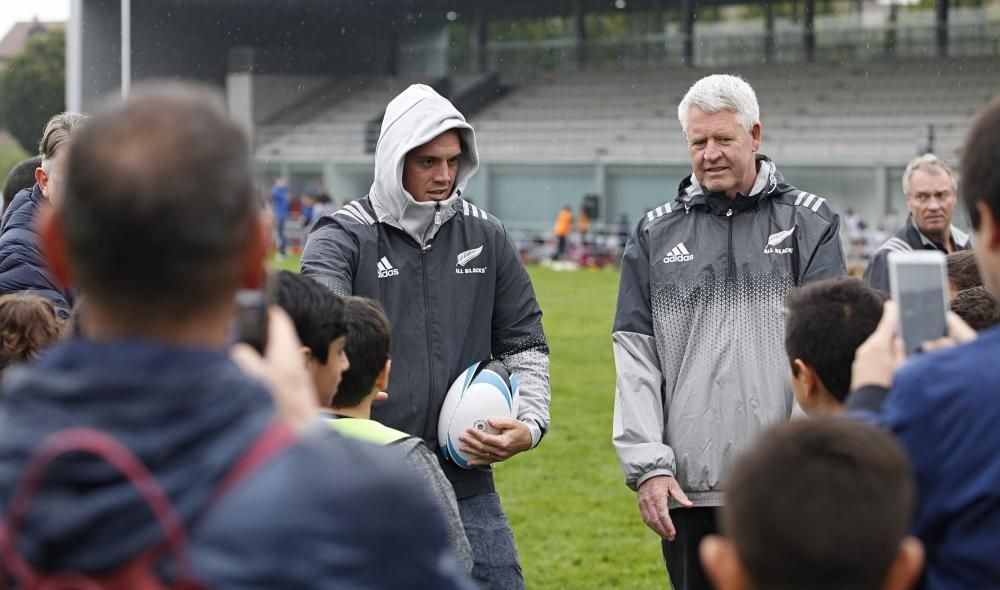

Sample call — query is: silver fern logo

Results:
[765,228,795,254]
[457,245,484,267]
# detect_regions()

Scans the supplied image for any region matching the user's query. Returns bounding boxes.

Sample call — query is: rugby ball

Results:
[438,360,520,468]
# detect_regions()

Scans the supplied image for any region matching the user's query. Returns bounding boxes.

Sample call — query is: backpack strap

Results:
[0,428,199,587]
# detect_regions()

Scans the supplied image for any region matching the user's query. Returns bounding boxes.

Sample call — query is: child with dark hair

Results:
[784,277,884,415]
[700,418,924,590]
[331,296,473,573]
[2,156,42,214]
[946,250,981,298]
[275,270,350,407]
[950,286,1000,331]
[0,293,66,374]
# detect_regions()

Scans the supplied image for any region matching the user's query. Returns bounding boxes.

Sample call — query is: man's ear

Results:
[881,536,924,590]
[792,358,818,397]
[34,166,48,197]
[750,122,762,153]
[37,206,73,289]
[242,212,270,289]
[374,358,392,392]
[700,535,753,590]
[301,346,315,368]
[977,201,1000,252]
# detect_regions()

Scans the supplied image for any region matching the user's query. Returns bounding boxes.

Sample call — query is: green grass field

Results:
[272,255,667,589]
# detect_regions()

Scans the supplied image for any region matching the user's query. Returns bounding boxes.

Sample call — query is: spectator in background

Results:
[271,177,290,259]
[699,418,924,590]
[0,83,472,589]
[946,250,981,298]
[552,205,572,260]
[950,286,1000,331]
[846,208,867,259]
[0,293,65,376]
[613,74,846,590]
[848,98,1000,588]
[865,154,972,292]
[0,113,88,317]
[2,156,42,214]
[784,278,884,417]
[311,193,335,226]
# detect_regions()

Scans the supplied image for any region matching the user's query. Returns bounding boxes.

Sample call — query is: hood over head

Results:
[370,85,479,247]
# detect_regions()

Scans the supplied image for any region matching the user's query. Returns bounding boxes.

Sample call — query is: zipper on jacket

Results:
[727,208,735,279]
[420,246,436,437]
[434,202,442,228]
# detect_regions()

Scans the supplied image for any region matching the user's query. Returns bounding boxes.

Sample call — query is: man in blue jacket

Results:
[0,83,473,589]
[848,97,1000,589]
[0,113,87,316]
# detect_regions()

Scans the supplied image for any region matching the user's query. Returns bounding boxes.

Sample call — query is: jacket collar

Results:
[903,215,972,252]
[677,156,782,215]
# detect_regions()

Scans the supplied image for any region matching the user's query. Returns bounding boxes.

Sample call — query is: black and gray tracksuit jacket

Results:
[863,216,971,293]
[612,158,847,506]
[302,85,550,499]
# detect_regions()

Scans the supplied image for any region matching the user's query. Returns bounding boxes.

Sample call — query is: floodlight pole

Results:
[936,0,949,58]
[121,0,131,98]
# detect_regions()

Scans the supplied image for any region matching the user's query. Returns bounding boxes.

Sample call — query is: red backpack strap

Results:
[0,428,198,588]
[209,419,297,505]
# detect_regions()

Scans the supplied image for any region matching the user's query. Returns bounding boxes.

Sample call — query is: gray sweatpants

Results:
[458,492,525,590]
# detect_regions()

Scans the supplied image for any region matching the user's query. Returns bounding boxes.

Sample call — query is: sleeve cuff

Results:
[634,469,675,491]
[519,414,545,449]
[845,384,891,414]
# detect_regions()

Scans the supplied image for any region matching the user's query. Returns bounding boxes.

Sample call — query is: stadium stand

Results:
[255,57,997,165]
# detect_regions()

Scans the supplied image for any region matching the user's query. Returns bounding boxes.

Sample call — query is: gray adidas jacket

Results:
[301,85,550,499]
[612,158,846,507]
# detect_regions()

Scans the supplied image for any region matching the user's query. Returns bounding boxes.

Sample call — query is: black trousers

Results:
[661,506,718,590]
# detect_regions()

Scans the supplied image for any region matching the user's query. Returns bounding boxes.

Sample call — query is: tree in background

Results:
[0,30,65,155]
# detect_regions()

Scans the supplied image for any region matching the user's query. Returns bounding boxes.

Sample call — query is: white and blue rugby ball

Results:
[438,360,519,469]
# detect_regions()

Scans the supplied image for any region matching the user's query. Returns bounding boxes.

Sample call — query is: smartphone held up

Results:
[888,251,949,355]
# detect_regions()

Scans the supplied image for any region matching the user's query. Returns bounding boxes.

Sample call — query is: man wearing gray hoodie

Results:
[302,84,550,589]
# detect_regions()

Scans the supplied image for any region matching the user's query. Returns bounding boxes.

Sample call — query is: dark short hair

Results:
[0,293,65,371]
[946,250,981,292]
[334,296,391,409]
[950,286,1000,331]
[963,97,1000,230]
[2,156,42,212]
[62,83,255,319]
[785,278,884,401]
[723,418,914,590]
[276,271,346,364]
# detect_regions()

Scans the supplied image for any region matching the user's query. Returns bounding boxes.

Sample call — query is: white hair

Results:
[902,153,957,196]
[677,74,760,136]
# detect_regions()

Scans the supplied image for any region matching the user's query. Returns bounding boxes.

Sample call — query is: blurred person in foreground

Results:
[2,156,42,214]
[699,418,924,590]
[612,74,846,590]
[0,114,88,317]
[865,154,971,292]
[848,97,1000,589]
[302,84,549,589]
[0,83,472,589]
[784,277,885,417]
[0,293,66,377]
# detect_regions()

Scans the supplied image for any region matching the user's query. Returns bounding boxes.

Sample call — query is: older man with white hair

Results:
[611,74,847,589]
[864,153,972,292]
